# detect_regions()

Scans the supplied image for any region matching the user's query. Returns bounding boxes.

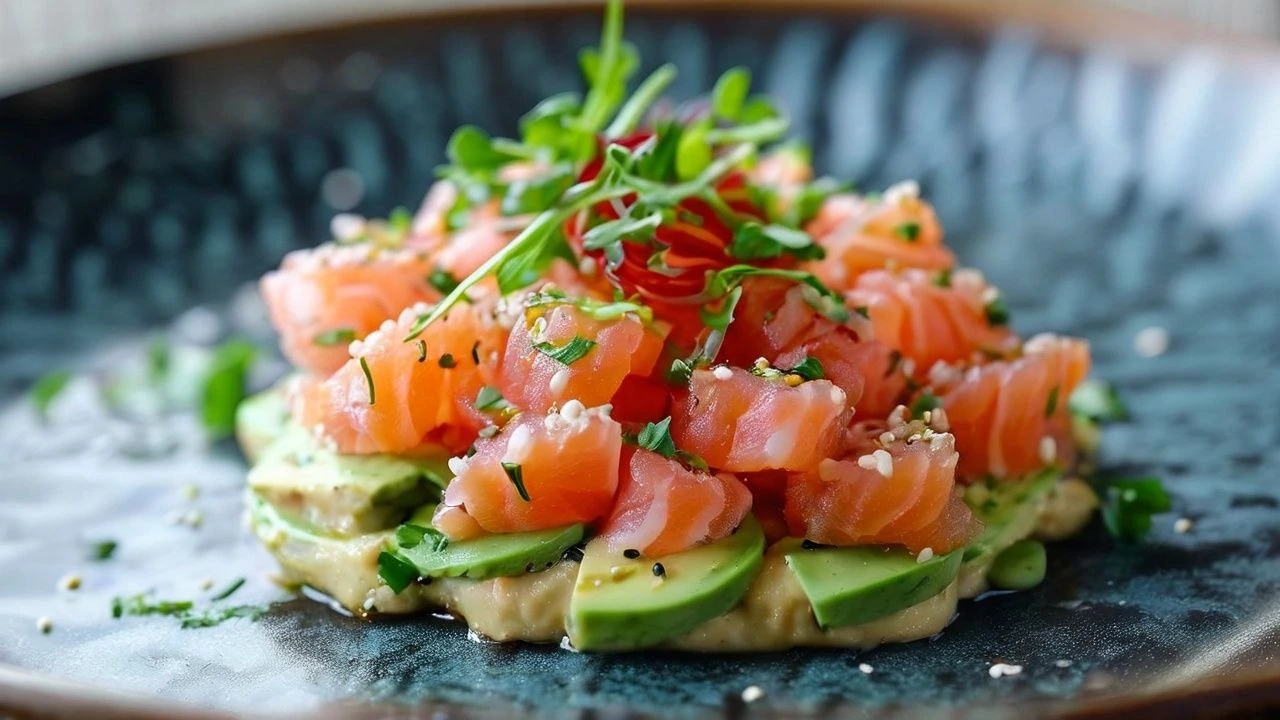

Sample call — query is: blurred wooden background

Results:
[1,0,1277,97]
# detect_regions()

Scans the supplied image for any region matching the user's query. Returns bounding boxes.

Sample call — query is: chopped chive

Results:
[210,578,245,602]
[533,335,597,365]
[359,356,375,405]
[910,392,942,418]
[201,340,257,440]
[985,297,1010,326]
[933,268,953,288]
[470,341,481,365]
[91,540,118,562]
[313,328,356,347]
[475,385,509,411]
[894,221,921,242]
[636,417,677,458]
[428,269,460,295]
[416,340,427,363]
[502,462,531,502]
[1045,385,1061,417]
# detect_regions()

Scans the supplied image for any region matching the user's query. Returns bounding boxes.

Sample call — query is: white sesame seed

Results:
[830,386,846,405]
[362,597,376,611]
[883,180,920,205]
[873,449,894,478]
[916,548,935,563]
[879,432,896,445]
[989,663,1023,678]
[549,368,570,395]
[1054,659,1073,668]
[58,574,82,591]
[888,405,908,427]
[930,407,950,432]
[753,357,770,371]
[741,686,765,703]
[929,433,954,451]
[184,510,204,528]
[330,213,367,241]
[1174,517,1194,534]
[378,319,396,334]
[712,366,734,381]
[578,256,598,277]
[199,578,215,590]
[858,663,874,674]
[981,286,1000,304]
[447,457,468,475]
[1039,436,1058,464]
[36,616,53,634]
[857,454,878,471]
[560,399,586,422]
[347,340,365,357]
[505,423,534,462]
[1134,326,1170,358]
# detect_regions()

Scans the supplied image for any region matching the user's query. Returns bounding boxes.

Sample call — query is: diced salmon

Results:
[938,333,1091,481]
[499,301,669,414]
[845,268,1018,375]
[261,244,440,376]
[804,186,955,292]
[431,503,488,541]
[600,447,752,556]
[784,431,980,553]
[671,367,849,473]
[291,298,509,455]
[438,406,622,535]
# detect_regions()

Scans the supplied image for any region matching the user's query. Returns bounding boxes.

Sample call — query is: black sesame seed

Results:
[525,562,536,573]
[652,562,666,577]
[545,561,554,568]
[801,539,821,550]
[623,549,640,559]
[562,546,585,563]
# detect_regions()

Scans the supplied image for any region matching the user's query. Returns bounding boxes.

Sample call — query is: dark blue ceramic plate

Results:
[3,3,1280,718]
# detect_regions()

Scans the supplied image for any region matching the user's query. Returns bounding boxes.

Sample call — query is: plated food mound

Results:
[238,0,1103,651]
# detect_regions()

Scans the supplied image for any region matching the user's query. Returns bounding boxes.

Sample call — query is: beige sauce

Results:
[260,475,1097,651]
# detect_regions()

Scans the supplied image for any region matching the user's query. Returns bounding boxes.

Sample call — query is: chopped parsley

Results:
[667,358,694,386]
[1044,385,1060,417]
[475,385,510,411]
[179,606,267,629]
[502,462,532,502]
[201,340,257,440]
[313,328,356,347]
[428,269,460,295]
[1098,477,1171,543]
[395,523,449,552]
[728,222,824,262]
[438,353,457,369]
[377,551,419,594]
[984,297,1010,326]
[933,268,952,288]
[29,370,71,419]
[893,221,921,242]
[112,591,267,628]
[359,356,376,405]
[636,417,678,457]
[112,594,193,619]
[533,335,597,365]
[787,356,825,381]
[90,540,118,562]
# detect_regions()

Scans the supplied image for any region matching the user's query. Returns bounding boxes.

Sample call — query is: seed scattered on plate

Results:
[181,483,201,501]
[989,663,1023,678]
[740,685,765,703]
[58,573,82,591]
[1133,326,1169,358]
[1054,659,1073,668]
[859,663,874,674]
[36,616,54,634]
[1174,517,1194,534]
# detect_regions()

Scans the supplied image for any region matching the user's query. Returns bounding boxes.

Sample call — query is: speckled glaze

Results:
[2,4,1280,719]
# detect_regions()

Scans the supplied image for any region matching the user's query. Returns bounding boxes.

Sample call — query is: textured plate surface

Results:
[2,6,1280,719]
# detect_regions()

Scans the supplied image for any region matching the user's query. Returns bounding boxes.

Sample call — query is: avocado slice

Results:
[389,505,586,581]
[567,514,765,650]
[783,542,962,629]
[962,469,1059,562]
[248,426,450,535]
[235,385,291,462]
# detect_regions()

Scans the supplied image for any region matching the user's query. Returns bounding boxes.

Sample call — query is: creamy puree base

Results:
[257,476,1096,652]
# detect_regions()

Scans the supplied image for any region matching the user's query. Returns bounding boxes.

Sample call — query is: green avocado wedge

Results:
[567,514,765,651]
[235,386,291,462]
[248,425,450,535]
[962,469,1059,562]
[783,542,962,629]
[388,505,586,582]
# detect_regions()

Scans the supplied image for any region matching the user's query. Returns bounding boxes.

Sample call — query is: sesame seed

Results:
[447,457,468,475]
[712,366,734,381]
[36,616,53,634]
[888,405,908,427]
[560,399,585,422]
[981,286,1000,304]
[878,432,896,445]
[578,256,598,277]
[549,368,570,395]
[1174,517,1194,534]
[883,180,920,205]
[362,597,376,611]
[199,578,214,590]
[989,663,1022,678]
[58,574,82,591]
[741,686,765,703]
[1134,326,1170,358]
[857,454,878,470]
[623,549,640,559]
[858,663,874,674]
[930,407,950,432]
[753,357,770,371]
[1039,436,1057,464]
[330,213,366,241]
[1054,659,1073,668]
[830,387,846,405]
[873,449,894,478]
[916,548,935,563]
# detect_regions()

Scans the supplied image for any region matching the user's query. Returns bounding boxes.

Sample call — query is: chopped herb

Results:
[502,462,531,502]
[313,328,356,347]
[470,341,481,365]
[428,269,460,295]
[1069,380,1129,423]
[533,335,597,365]
[700,285,744,334]
[209,578,245,602]
[388,206,413,235]
[1045,385,1061,417]
[395,523,449,552]
[853,306,870,319]
[359,356,376,405]
[201,340,257,440]
[893,221,921,242]
[475,386,510,412]
[377,551,419,594]
[29,370,71,419]
[91,540,118,562]
[985,297,1010,326]
[146,337,171,382]
[787,356,825,381]
[667,358,694,386]
[933,268,953,288]
[438,353,457,369]
[636,417,678,457]
[1098,477,1171,543]
[729,222,824,262]
[416,340,427,363]
[910,392,942,418]
[111,594,194,619]
[179,605,267,629]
